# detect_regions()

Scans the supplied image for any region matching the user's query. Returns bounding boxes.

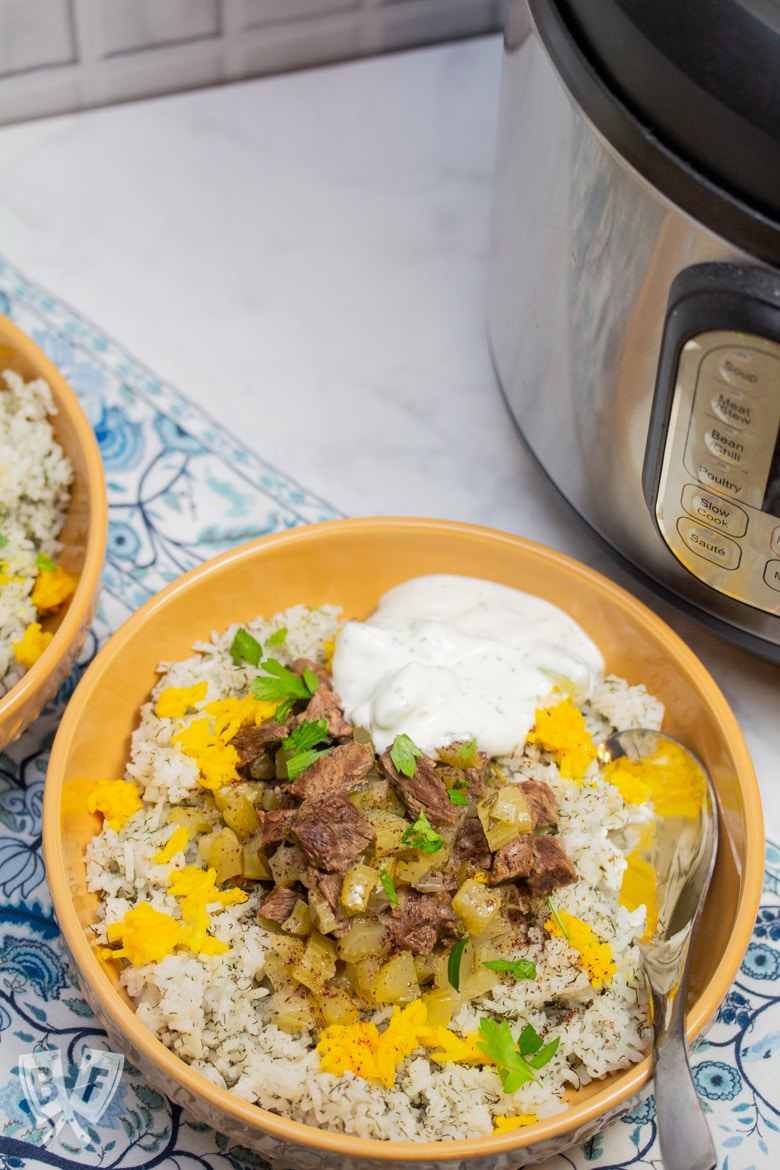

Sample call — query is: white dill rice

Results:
[0,368,74,695]
[84,602,660,1141]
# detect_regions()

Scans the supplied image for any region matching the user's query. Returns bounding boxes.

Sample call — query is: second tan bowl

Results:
[0,314,107,748]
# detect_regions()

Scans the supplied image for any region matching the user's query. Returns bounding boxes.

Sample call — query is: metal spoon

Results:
[600,728,718,1170]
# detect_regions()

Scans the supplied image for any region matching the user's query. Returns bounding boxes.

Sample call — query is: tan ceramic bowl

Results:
[43,518,764,1170]
[0,314,107,748]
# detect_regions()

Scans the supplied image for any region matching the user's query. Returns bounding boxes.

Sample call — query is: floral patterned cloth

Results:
[0,255,778,1168]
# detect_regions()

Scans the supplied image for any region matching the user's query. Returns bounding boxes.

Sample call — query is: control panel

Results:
[646,265,780,615]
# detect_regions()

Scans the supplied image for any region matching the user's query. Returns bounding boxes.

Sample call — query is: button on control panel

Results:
[688,343,779,507]
[764,561,780,593]
[676,517,742,569]
[680,483,748,537]
[654,330,780,614]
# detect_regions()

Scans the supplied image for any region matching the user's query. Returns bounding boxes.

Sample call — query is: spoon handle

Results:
[651,984,717,1170]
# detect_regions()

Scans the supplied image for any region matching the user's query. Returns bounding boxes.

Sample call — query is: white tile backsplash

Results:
[0,0,76,77]
[242,0,360,28]
[99,0,221,57]
[0,0,506,125]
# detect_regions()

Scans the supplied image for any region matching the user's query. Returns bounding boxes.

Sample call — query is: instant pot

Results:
[487,0,780,661]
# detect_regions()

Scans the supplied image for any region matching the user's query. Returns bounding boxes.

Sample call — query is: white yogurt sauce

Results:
[331,574,604,756]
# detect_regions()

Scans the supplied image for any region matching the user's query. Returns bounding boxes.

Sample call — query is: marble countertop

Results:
[0,32,778,1166]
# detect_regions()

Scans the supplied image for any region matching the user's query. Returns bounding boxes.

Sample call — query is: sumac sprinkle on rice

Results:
[84,590,664,1140]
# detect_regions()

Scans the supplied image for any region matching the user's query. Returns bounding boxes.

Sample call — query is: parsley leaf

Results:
[284,748,333,782]
[283,718,329,754]
[477,1018,537,1092]
[390,733,423,778]
[401,810,443,854]
[518,1022,560,1068]
[266,626,288,647]
[447,774,469,806]
[230,628,262,667]
[281,718,333,781]
[448,936,470,990]
[379,867,399,905]
[35,552,56,572]
[0,533,7,550]
[482,958,537,981]
[477,1018,558,1093]
[528,1036,561,1069]
[250,658,319,719]
[459,737,477,760]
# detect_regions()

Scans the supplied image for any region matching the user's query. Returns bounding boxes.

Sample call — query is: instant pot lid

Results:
[531,0,780,262]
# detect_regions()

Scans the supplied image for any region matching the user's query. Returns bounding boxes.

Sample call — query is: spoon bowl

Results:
[601,728,718,1170]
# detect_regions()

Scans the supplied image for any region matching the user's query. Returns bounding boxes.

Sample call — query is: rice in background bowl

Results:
[43,518,764,1170]
[0,368,75,692]
[0,314,107,748]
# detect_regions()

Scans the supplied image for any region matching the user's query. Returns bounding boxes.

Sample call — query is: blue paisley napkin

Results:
[0,255,778,1170]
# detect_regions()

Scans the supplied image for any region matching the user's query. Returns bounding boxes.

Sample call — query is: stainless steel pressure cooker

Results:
[487,0,780,661]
